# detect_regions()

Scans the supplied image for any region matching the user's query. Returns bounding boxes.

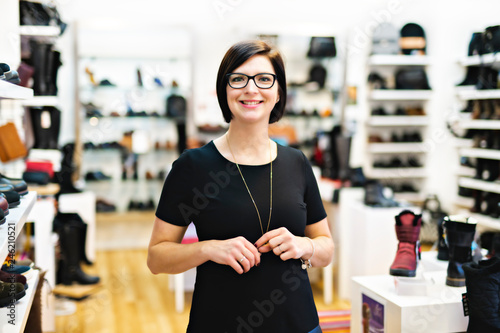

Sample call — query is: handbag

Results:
[395,68,431,90]
[419,194,447,244]
[307,37,337,58]
[0,122,28,162]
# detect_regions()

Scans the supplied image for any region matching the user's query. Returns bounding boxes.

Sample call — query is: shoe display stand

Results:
[453,52,500,232]
[0,192,41,333]
[337,187,419,300]
[365,55,432,203]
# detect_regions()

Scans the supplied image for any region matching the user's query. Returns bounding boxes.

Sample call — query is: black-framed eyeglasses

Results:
[226,73,277,89]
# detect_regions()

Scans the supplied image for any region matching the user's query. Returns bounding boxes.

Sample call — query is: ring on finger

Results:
[239,256,246,263]
[278,244,283,254]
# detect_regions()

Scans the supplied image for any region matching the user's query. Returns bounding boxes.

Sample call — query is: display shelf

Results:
[458,177,500,194]
[393,192,425,203]
[21,96,59,107]
[456,165,475,177]
[459,53,500,67]
[454,195,474,208]
[456,89,500,100]
[0,80,33,100]
[368,143,426,154]
[19,25,60,37]
[369,54,430,66]
[467,212,500,231]
[459,119,500,130]
[0,270,40,333]
[367,115,429,126]
[0,192,36,264]
[460,147,500,160]
[453,138,473,148]
[366,167,427,179]
[370,90,432,101]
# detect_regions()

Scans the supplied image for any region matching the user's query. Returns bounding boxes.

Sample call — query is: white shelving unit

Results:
[456,89,500,100]
[19,25,60,37]
[0,192,38,333]
[459,119,500,130]
[458,177,500,194]
[368,54,430,66]
[367,167,427,179]
[21,96,59,107]
[0,81,34,100]
[367,115,429,126]
[368,143,426,154]
[370,89,432,101]
[459,52,500,67]
[460,147,500,160]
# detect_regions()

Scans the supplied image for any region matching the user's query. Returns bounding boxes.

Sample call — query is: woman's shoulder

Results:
[175,141,218,165]
[277,143,307,162]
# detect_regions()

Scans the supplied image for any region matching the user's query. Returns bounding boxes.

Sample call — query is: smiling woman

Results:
[147,40,334,333]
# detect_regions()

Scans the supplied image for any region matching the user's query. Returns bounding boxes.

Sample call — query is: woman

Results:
[148,40,334,333]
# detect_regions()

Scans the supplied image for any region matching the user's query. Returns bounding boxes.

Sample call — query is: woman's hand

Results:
[255,227,313,261]
[204,236,261,274]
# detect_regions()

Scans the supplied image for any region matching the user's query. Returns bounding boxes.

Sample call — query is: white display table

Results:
[337,188,418,300]
[351,272,468,333]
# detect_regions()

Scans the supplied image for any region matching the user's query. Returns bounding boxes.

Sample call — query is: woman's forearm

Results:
[302,235,334,268]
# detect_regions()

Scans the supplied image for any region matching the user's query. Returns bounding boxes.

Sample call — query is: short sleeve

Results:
[301,152,327,225]
[155,151,196,226]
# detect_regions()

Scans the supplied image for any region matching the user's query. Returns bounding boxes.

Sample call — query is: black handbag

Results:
[307,37,337,58]
[395,68,431,90]
[19,1,67,35]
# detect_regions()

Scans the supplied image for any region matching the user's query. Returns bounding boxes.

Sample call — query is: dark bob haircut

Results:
[216,40,287,124]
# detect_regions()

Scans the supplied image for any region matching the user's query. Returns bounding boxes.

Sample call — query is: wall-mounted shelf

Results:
[368,143,426,154]
[21,96,59,107]
[370,90,432,101]
[367,167,427,179]
[0,270,40,333]
[459,53,500,67]
[369,55,430,66]
[0,80,34,100]
[19,25,60,37]
[467,212,500,231]
[458,177,500,194]
[457,89,500,100]
[0,192,36,262]
[367,116,429,126]
[459,119,500,130]
[460,147,500,161]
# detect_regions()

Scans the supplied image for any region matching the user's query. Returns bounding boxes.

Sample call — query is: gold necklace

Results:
[226,134,273,236]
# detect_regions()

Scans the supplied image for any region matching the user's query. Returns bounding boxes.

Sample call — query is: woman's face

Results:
[226,55,279,124]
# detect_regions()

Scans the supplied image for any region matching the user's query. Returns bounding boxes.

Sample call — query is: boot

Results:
[437,217,449,261]
[457,66,480,86]
[444,215,477,287]
[54,213,93,265]
[56,221,99,285]
[463,257,500,332]
[390,210,422,277]
[364,180,399,207]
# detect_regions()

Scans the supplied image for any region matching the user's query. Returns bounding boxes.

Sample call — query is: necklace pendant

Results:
[301,263,307,270]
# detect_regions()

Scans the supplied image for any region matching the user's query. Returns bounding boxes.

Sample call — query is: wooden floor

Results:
[55,210,350,333]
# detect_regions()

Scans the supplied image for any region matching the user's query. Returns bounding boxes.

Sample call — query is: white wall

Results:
[55,0,500,212]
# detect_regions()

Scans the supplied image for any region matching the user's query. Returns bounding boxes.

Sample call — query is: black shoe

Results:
[0,174,28,196]
[0,185,20,208]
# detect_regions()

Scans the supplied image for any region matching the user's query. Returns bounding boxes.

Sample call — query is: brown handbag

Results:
[0,122,28,162]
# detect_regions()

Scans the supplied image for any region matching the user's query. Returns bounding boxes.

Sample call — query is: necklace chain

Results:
[226,134,273,236]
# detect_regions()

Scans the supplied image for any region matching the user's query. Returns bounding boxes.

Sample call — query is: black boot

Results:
[457,66,480,86]
[437,217,449,261]
[444,215,477,287]
[364,179,399,207]
[54,213,93,265]
[56,219,99,285]
[463,257,500,332]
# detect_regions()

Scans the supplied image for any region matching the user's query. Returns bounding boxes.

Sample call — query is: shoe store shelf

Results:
[0,192,36,264]
[459,53,500,67]
[456,89,500,100]
[463,212,500,231]
[369,89,432,101]
[368,142,426,154]
[0,269,40,333]
[454,195,474,208]
[458,119,500,130]
[0,81,33,100]
[458,177,500,194]
[21,96,59,107]
[367,115,429,126]
[460,147,500,161]
[368,54,431,66]
[393,192,425,203]
[456,165,475,177]
[366,167,427,179]
[19,25,60,37]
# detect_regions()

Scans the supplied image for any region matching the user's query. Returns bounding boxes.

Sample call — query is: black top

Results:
[156,141,327,333]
